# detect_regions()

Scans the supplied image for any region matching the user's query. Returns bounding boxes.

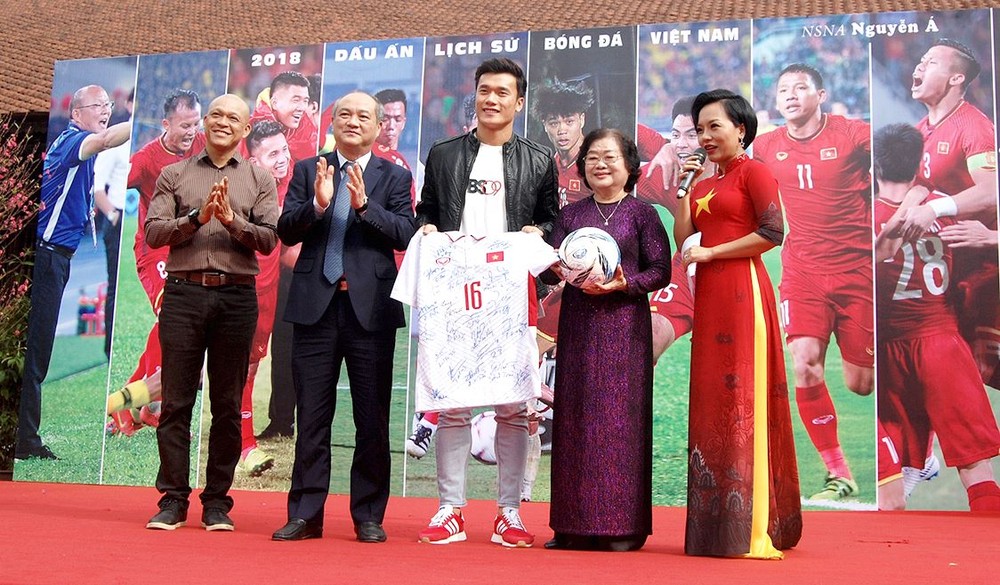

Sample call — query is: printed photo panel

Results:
[408,31,535,501]
[230,44,325,164]
[527,25,637,176]
[321,37,425,496]
[418,32,529,169]
[752,13,877,509]
[15,55,137,484]
[18,7,1000,513]
[871,8,1000,511]
[636,19,751,506]
[101,50,228,487]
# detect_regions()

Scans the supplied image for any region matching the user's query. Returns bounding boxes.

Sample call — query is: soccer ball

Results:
[470,411,498,465]
[557,227,621,287]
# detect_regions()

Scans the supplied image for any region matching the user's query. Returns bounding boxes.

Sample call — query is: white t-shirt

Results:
[93,140,131,209]
[460,143,506,236]
[392,231,557,411]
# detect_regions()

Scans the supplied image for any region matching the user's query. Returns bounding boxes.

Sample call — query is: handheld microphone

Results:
[676,148,707,199]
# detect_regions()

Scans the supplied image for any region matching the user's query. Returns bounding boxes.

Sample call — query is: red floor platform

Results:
[1,481,997,584]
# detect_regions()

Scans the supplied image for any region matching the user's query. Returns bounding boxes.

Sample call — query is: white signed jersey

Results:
[392,231,558,411]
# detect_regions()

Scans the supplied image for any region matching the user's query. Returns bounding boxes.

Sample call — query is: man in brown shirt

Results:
[144,94,279,532]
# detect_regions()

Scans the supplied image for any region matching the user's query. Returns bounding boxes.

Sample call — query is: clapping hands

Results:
[201,176,234,225]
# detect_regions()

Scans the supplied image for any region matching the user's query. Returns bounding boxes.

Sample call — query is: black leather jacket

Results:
[416,130,559,236]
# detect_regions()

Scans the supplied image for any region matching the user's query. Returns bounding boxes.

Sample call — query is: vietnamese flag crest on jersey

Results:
[487,251,504,263]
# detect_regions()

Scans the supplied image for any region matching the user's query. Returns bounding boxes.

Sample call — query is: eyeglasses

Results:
[583,153,622,167]
[76,101,115,112]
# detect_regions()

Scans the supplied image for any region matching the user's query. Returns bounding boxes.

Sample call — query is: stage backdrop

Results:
[15,8,1000,513]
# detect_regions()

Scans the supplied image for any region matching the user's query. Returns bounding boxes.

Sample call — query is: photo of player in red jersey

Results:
[373,89,417,217]
[105,88,207,437]
[531,79,594,208]
[635,22,748,372]
[753,61,874,502]
[873,123,1000,512]
[529,79,594,360]
[99,50,229,487]
[871,19,1000,510]
[527,26,635,358]
[636,96,713,361]
[375,88,408,153]
[225,120,295,477]
[893,37,999,391]
[892,38,997,238]
[247,71,318,163]
[229,44,324,164]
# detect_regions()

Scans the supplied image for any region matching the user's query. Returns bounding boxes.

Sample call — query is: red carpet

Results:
[1,481,996,584]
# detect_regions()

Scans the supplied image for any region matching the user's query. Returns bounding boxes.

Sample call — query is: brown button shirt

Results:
[145,150,279,275]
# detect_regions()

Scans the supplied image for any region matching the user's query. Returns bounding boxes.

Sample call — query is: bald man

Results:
[144,94,279,531]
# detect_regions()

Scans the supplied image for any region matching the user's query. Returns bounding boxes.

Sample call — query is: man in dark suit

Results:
[271,91,416,543]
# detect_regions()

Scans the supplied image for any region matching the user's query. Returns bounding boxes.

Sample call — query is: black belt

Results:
[38,240,75,259]
[169,271,255,287]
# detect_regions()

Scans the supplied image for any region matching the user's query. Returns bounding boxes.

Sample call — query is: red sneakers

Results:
[491,506,534,548]
[418,505,466,544]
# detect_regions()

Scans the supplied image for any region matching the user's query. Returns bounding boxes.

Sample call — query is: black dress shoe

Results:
[256,423,293,440]
[14,444,59,461]
[355,521,386,543]
[272,518,323,541]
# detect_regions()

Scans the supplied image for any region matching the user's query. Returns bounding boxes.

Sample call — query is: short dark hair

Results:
[374,88,407,111]
[307,74,322,106]
[873,123,924,184]
[671,96,696,121]
[575,128,642,192]
[691,89,758,147]
[933,38,981,89]
[474,58,526,98]
[777,63,825,90]
[246,119,285,157]
[163,89,200,118]
[530,79,594,120]
[270,71,310,96]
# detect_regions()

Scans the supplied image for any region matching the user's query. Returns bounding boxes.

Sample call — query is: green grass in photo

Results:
[13,335,108,484]
[100,216,167,486]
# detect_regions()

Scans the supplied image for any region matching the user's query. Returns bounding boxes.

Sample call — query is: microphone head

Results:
[690,147,708,164]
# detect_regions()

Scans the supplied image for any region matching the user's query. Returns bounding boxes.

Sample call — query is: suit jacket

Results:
[277,152,415,330]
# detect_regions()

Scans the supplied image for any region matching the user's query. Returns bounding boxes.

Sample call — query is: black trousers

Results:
[287,290,395,526]
[17,244,72,456]
[155,278,257,512]
[266,264,296,431]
